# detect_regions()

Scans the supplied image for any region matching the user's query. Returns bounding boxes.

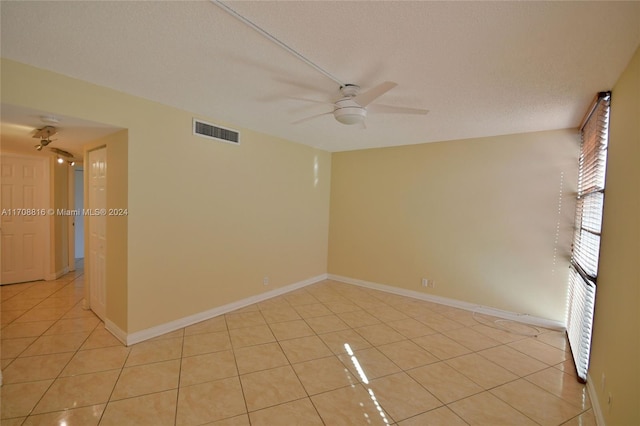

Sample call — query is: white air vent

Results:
[193,119,240,145]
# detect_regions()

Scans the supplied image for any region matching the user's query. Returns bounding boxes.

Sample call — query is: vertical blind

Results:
[566,92,610,383]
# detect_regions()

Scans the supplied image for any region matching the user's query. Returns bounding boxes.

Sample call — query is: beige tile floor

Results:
[0,265,597,425]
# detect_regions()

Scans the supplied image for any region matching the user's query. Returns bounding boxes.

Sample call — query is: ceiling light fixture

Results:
[334,102,367,125]
[50,147,74,158]
[49,147,75,166]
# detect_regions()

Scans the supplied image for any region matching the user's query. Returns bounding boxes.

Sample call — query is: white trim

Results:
[328,274,565,330]
[124,274,328,346]
[102,271,566,346]
[587,373,606,426]
[104,319,128,346]
[45,266,70,281]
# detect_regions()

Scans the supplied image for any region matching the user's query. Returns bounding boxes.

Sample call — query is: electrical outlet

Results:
[263,277,269,285]
[422,278,435,288]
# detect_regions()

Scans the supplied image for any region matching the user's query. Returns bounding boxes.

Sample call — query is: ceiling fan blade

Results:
[275,77,332,95]
[287,96,333,106]
[353,81,397,107]
[368,104,429,115]
[291,111,333,125]
[32,126,57,139]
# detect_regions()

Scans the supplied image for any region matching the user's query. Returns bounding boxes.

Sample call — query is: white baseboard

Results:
[104,319,128,346]
[587,373,606,426]
[102,271,565,346]
[123,274,328,346]
[45,266,70,281]
[328,274,565,330]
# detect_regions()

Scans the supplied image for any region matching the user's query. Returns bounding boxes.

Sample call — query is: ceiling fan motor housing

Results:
[340,84,360,97]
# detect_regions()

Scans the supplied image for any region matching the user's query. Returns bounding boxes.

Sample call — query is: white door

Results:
[88,148,107,320]
[74,169,85,258]
[1,154,47,285]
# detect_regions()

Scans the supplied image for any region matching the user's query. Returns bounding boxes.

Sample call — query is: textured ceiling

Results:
[1,1,639,153]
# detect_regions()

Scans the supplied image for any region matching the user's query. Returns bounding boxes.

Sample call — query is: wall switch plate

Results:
[263,277,269,285]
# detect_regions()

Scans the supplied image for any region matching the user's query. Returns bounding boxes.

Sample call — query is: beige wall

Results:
[589,46,640,425]
[1,59,331,333]
[328,129,579,322]
[127,124,331,331]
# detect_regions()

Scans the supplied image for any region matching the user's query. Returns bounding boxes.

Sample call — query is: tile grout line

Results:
[172,327,186,426]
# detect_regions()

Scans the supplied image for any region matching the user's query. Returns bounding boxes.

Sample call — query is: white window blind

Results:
[566,92,610,383]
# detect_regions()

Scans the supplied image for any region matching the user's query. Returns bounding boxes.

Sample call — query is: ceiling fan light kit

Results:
[334,99,367,125]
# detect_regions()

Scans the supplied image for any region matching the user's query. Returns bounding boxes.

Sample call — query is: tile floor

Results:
[1,265,597,425]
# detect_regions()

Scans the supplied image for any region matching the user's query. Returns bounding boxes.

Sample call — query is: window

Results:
[566,92,610,383]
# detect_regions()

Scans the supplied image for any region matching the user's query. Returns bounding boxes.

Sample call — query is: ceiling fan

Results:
[292,81,429,126]
[212,1,429,126]
[33,125,57,151]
